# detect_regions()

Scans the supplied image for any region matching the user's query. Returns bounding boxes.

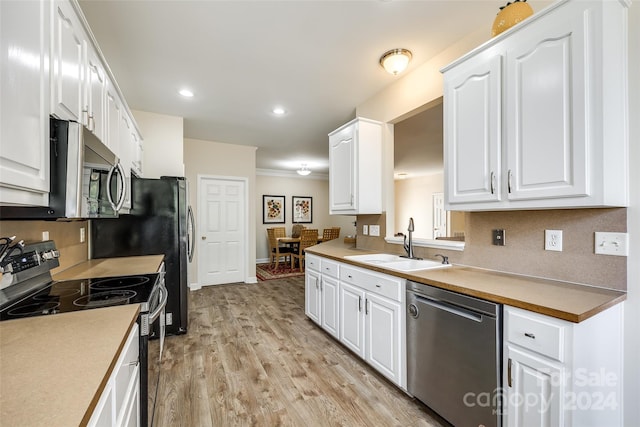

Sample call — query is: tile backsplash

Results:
[0,220,89,274]
[357,208,627,291]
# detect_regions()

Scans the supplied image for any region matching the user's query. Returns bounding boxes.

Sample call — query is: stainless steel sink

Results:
[344,253,451,272]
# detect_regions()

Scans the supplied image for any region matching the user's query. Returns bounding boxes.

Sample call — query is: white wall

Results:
[184,138,257,284]
[624,2,639,425]
[132,110,184,178]
[394,173,443,239]
[256,171,356,262]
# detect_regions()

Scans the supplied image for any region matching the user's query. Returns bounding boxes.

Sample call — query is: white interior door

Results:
[432,192,448,238]
[198,176,246,286]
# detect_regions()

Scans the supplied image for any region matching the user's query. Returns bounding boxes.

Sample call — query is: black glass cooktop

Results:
[0,273,160,321]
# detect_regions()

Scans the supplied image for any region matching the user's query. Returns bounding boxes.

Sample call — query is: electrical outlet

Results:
[492,229,505,246]
[166,312,173,326]
[362,225,368,235]
[80,227,86,243]
[545,230,563,251]
[595,232,628,256]
[42,231,49,241]
[369,225,380,237]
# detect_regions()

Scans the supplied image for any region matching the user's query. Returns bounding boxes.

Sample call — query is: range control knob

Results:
[41,250,60,260]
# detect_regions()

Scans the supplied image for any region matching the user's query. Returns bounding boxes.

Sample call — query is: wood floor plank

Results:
[149,277,450,427]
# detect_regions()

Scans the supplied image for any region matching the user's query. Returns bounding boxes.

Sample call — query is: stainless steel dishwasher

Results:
[407,281,502,427]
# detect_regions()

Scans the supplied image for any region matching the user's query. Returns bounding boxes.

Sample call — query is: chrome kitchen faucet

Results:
[402,217,421,260]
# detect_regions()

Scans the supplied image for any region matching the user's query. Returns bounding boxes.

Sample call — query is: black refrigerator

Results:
[91,176,194,335]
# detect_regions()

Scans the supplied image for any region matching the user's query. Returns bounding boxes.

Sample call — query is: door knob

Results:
[201,236,206,240]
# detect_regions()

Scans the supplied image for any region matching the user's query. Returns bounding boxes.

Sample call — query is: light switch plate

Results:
[595,232,629,256]
[369,225,380,237]
[362,225,368,235]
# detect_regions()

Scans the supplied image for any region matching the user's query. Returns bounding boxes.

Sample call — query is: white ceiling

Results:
[78,0,511,174]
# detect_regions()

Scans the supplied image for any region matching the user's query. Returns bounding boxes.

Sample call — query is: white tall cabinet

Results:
[0,0,51,206]
[328,118,382,215]
[0,0,144,207]
[442,0,629,211]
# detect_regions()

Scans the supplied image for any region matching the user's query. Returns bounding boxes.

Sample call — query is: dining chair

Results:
[322,227,340,241]
[291,229,318,272]
[266,227,292,270]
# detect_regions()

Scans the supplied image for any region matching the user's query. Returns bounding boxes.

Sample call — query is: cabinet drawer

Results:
[306,254,321,272]
[320,259,339,278]
[505,307,567,362]
[340,265,402,302]
[114,323,139,419]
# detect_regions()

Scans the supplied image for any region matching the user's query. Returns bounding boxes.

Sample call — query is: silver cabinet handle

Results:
[524,332,536,339]
[358,296,362,312]
[508,358,513,387]
[507,169,513,193]
[490,171,495,194]
[365,298,369,315]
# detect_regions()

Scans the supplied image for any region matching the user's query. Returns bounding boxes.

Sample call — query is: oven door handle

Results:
[149,284,168,323]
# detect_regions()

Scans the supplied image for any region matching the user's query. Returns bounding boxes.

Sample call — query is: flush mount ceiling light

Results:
[379,48,412,75]
[296,164,311,176]
[272,107,286,115]
[179,89,194,97]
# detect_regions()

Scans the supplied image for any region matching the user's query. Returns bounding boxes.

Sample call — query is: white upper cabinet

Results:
[329,117,382,215]
[442,0,629,211]
[0,0,51,206]
[85,44,107,142]
[51,0,85,123]
[444,53,502,205]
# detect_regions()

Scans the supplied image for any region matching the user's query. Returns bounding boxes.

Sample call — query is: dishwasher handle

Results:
[411,293,483,322]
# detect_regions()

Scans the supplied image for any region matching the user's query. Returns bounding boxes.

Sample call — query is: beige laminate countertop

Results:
[52,255,165,281]
[307,239,626,323]
[0,304,139,426]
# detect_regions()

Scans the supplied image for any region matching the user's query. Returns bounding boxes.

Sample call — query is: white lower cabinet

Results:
[340,264,404,388]
[304,267,321,325]
[503,305,623,427]
[304,255,406,389]
[89,322,140,427]
[320,275,340,339]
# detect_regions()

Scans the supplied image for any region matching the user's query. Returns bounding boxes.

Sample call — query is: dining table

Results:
[277,236,325,247]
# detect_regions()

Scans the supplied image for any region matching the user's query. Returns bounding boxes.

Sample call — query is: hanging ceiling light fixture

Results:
[379,48,412,75]
[296,164,311,176]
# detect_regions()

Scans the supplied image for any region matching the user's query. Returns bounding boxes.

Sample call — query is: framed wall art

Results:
[292,196,312,223]
[263,195,285,224]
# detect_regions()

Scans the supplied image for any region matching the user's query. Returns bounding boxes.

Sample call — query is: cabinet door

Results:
[305,269,321,325]
[320,275,339,339]
[86,45,106,142]
[339,282,365,358]
[505,344,564,427]
[329,123,355,212]
[365,293,401,385]
[0,0,50,206]
[504,8,588,201]
[444,53,502,206]
[52,0,85,122]
[105,80,121,156]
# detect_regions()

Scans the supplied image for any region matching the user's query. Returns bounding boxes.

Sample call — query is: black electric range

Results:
[0,273,161,321]
[0,240,167,427]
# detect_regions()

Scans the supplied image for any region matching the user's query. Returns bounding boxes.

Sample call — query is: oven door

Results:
[145,279,167,426]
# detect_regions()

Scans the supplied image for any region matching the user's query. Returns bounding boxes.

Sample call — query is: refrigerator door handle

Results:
[187,205,196,263]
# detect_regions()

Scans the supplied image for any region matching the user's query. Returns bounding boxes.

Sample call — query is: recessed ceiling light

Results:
[272,107,286,115]
[179,89,194,97]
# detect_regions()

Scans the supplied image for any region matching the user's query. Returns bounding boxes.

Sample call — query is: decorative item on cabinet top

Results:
[491,0,534,37]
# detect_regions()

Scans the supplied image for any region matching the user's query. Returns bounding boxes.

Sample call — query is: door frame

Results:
[196,174,249,287]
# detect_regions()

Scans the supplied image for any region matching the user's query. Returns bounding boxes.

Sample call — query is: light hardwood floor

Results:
[148,276,450,427]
